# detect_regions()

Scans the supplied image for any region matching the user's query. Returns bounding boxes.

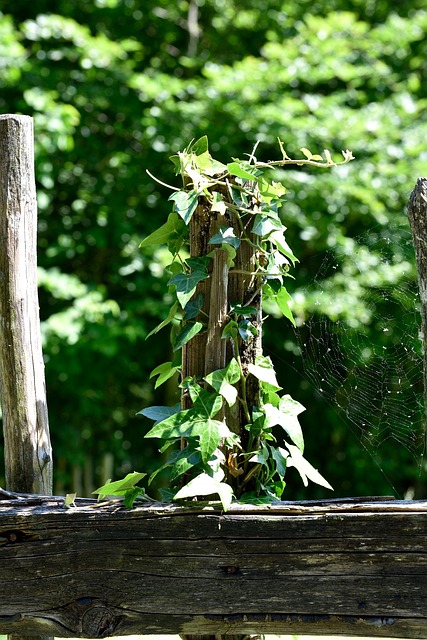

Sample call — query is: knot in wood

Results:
[81,605,121,638]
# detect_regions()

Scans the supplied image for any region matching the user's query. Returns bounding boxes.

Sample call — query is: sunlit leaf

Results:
[174,472,233,510]
[286,444,334,490]
[248,355,281,390]
[208,226,241,249]
[204,358,240,406]
[169,189,199,225]
[139,212,186,248]
[138,403,181,424]
[93,472,146,498]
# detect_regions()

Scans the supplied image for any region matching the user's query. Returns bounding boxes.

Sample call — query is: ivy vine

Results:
[94,137,354,510]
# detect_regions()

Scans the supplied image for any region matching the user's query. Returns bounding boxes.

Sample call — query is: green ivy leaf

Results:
[222,319,239,340]
[252,214,283,237]
[248,355,281,390]
[174,321,204,351]
[227,162,258,181]
[184,293,204,319]
[186,255,211,272]
[270,230,298,264]
[138,403,181,424]
[238,319,258,341]
[174,472,233,511]
[263,401,304,452]
[204,358,241,407]
[249,444,270,465]
[208,226,241,249]
[211,192,227,214]
[93,472,146,499]
[169,189,199,225]
[271,446,288,479]
[124,487,146,509]
[286,443,334,491]
[170,447,203,481]
[146,300,179,339]
[276,286,296,327]
[169,271,209,308]
[139,212,186,249]
[230,304,258,316]
[182,379,224,418]
[197,418,229,463]
[189,135,209,155]
[149,361,180,389]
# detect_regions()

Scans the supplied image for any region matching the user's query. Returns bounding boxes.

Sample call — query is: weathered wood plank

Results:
[0,499,426,637]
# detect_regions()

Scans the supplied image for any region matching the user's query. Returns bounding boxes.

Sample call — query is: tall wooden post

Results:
[0,114,53,640]
[181,186,261,640]
[408,178,427,439]
[0,114,52,495]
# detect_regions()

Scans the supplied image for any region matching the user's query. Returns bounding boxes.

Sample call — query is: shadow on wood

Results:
[0,496,426,638]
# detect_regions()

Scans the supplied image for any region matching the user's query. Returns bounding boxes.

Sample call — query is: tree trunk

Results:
[0,114,53,640]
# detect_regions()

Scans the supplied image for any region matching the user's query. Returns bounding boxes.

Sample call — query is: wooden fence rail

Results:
[0,496,426,638]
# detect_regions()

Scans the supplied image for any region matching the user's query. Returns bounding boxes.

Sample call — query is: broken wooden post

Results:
[408,178,427,433]
[0,114,52,495]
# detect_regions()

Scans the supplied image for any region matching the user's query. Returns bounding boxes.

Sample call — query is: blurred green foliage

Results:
[0,0,426,498]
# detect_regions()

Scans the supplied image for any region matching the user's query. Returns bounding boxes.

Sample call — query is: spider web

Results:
[288,218,426,481]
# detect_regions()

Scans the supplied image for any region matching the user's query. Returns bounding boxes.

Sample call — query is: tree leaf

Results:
[169,189,199,225]
[146,300,179,339]
[286,444,333,490]
[170,447,203,481]
[169,271,209,308]
[173,321,204,350]
[230,304,258,316]
[196,418,229,463]
[174,472,233,511]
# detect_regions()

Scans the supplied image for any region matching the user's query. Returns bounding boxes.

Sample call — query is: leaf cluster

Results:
[95,138,350,509]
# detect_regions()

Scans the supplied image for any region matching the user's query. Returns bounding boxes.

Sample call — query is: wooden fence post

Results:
[0,114,52,496]
[408,178,427,438]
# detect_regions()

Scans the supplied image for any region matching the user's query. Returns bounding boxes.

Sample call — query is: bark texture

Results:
[0,114,53,640]
[0,114,52,495]
[0,497,426,637]
[408,178,427,438]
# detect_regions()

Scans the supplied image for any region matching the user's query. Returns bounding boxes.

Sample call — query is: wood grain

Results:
[0,498,426,637]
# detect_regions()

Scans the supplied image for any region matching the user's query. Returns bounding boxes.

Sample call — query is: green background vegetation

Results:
[0,0,426,499]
